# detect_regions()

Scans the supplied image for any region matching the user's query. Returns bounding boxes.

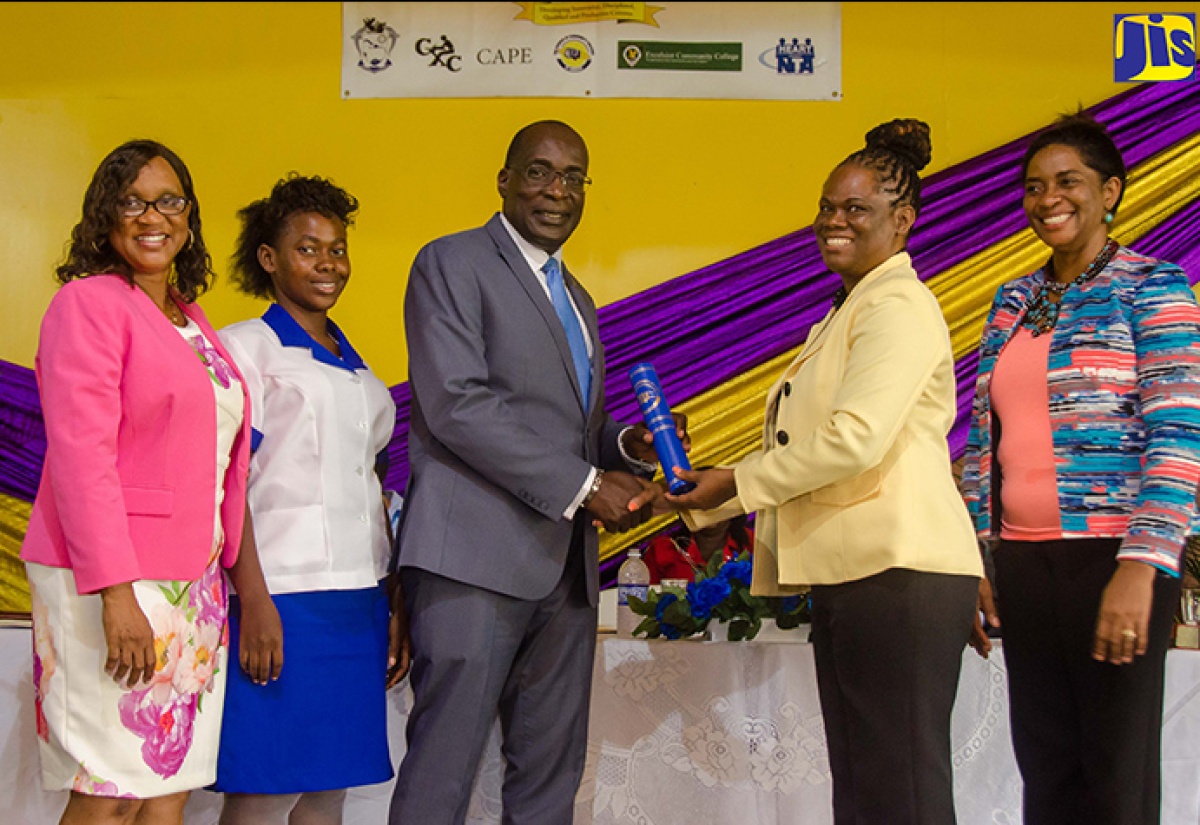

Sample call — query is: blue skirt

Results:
[212,584,393,793]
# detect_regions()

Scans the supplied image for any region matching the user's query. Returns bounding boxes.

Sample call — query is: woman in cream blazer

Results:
[661,120,983,825]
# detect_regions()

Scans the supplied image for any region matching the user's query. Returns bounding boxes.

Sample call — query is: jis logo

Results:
[1114,14,1196,82]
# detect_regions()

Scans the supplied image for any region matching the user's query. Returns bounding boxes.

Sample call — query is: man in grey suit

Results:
[390,120,673,824]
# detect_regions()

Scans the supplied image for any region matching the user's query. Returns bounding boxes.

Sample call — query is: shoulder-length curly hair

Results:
[55,139,215,302]
[229,174,359,300]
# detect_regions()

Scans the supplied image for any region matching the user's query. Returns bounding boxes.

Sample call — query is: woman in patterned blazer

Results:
[961,112,1200,825]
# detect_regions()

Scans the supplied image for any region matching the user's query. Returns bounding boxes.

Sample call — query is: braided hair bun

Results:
[864,119,932,172]
[841,118,932,215]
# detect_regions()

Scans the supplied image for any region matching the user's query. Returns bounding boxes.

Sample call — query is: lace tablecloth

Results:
[574,637,1200,825]
[574,636,1020,824]
[3,626,1198,824]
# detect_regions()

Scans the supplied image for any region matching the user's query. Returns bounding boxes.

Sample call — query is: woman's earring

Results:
[185,229,196,250]
[1104,211,1114,224]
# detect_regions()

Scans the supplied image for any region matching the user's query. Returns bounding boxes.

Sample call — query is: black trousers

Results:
[993,538,1182,825]
[810,567,979,825]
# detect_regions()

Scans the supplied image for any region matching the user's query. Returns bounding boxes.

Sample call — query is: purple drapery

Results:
[2,80,1197,506]
[598,80,1200,427]
[0,361,44,502]
[391,78,1200,496]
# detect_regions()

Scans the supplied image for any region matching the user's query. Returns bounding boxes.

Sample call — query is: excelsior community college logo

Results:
[1114,14,1196,81]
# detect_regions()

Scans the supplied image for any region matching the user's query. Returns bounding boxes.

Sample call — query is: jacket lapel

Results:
[485,216,588,412]
[988,278,1037,361]
[127,281,209,378]
[788,308,837,375]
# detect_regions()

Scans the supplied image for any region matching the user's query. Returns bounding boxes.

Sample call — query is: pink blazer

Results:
[21,274,252,594]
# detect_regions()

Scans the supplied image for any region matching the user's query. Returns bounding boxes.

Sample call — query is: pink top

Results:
[990,326,1063,540]
[21,275,251,594]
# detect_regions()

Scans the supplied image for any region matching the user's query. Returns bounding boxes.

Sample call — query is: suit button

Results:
[777,430,789,446]
[783,382,792,397]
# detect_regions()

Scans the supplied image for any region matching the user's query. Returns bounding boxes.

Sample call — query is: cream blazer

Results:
[687,252,982,594]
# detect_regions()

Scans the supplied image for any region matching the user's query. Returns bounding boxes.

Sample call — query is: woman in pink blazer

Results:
[20,140,251,825]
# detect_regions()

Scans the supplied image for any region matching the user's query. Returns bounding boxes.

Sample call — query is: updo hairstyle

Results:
[229,174,360,300]
[841,118,933,217]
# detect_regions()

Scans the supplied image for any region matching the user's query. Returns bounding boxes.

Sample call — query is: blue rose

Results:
[687,577,732,619]
[655,592,678,622]
[719,560,753,586]
[654,593,683,639]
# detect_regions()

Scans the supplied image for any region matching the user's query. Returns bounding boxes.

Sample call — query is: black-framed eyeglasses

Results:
[513,163,592,193]
[116,194,190,218]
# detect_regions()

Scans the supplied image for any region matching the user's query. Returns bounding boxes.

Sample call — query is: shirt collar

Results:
[499,212,561,275]
[262,303,366,372]
[835,251,913,306]
[861,250,911,285]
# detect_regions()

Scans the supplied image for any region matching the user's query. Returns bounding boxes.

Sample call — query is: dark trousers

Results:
[810,567,979,825]
[994,538,1181,825]
[389,542,597,825]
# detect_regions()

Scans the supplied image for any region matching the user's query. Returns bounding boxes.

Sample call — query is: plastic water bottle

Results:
[617,548,651,637]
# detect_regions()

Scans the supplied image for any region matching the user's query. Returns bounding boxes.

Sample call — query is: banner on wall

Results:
[341,2,841,100]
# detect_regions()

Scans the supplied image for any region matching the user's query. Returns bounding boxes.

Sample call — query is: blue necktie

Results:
[543,257,591,407]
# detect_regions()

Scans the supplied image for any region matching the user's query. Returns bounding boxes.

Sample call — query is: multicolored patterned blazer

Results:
[961,245,1200,574]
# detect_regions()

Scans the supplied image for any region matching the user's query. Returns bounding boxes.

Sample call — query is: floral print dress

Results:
[26,320,243,797]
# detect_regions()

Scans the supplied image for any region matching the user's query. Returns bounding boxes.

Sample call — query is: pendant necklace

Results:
[136,282,186,326]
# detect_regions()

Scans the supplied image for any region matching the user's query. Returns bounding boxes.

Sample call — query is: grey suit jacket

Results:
[398,214,628,605]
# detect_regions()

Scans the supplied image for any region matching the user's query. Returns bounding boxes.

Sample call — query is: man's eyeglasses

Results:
[117,195,190,218]
[513,163,592,193]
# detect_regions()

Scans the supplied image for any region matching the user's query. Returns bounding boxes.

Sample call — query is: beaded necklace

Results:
[1021,238,1118,337]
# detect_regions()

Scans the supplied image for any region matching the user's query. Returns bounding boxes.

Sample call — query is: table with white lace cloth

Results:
[3,625,1199,824]
[575,636,1023,824]
[572,636,1200,825]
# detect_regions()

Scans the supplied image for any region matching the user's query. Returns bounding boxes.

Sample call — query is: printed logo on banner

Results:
[555,35,595,72]
[617,42,742,71]
[1114,14,1196,81]
[351,17,400,74]
[758,37,816,75]
[416,35,463,72]
[477,46,534,66]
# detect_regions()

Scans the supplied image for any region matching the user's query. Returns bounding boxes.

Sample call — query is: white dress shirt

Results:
[219,304,396,595]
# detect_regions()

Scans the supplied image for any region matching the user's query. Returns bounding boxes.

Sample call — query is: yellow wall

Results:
[2,2,1195,386]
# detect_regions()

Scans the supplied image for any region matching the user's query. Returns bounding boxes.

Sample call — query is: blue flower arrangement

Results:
[628,551,811,641]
